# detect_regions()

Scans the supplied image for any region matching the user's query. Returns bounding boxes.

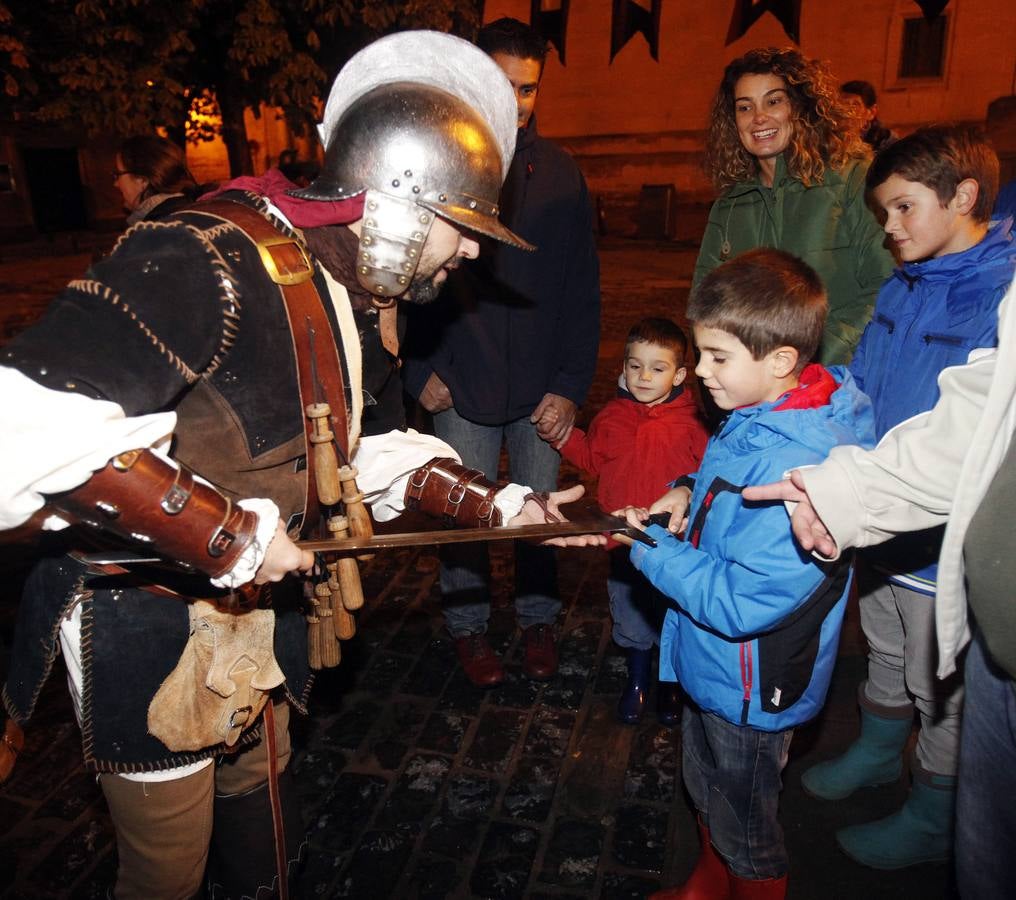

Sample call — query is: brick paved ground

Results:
[0,234,956,899]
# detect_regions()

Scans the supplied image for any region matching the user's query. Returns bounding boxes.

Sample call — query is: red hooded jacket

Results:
[561,385,709,516]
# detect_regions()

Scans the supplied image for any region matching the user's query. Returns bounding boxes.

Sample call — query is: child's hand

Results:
[612,505,650,545]
[531,393,576,445]
[648,486,692,535]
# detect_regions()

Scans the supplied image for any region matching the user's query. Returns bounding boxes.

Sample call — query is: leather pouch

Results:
[147,600,285,751]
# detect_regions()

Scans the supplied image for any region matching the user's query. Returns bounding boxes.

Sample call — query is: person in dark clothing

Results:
[403,17,601,688]
[840,80,896,154]
[115,134,200,223]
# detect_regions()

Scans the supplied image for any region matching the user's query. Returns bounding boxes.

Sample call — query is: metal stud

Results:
[419,214,430,224]
[398,275,408,285]
[407,249,417,258]
[468,200,477,209]
[359,265,369,275]
[367,200,377,210]
[412,185,420,193]
[375,284,386,294]
[392,179,400,188]
[404,169,412,177]
[439,193,447,202]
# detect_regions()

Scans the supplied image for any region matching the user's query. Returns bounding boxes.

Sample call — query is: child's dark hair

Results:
[689,249,827,373]
[477,17,549,66]
[866,125,999,223]
[625,317,689,363]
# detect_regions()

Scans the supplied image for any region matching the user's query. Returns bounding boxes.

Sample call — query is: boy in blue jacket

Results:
[620,248,875,899]
[800,126,1014,870]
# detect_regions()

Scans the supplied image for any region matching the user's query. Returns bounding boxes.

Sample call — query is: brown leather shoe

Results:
[454,633,505,688]
[0,718,25,784]
[522,624,558,681]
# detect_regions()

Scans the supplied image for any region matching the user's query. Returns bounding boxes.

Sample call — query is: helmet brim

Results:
[287,179,365,202]
[425,203,535,252]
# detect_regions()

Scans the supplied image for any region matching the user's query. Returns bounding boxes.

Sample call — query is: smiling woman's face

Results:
[733,73,794,166]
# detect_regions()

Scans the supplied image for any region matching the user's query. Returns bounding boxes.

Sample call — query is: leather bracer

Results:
[51,449,259,579]
[404,457,505,528]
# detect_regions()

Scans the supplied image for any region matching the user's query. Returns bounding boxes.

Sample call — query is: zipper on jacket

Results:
[739,642,753,724]
[875,312,895,334]
[922,332,964,347]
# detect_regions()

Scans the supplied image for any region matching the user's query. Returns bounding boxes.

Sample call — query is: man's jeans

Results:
[608,547,664,650]
[433,407,561,636]
[955,631,1016,899]
[682,705,793,879]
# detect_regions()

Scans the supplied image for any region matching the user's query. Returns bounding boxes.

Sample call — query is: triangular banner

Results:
[531,0,571,65]
[610,0,663,63]
[914,0,950,21]
[726,0,802,45]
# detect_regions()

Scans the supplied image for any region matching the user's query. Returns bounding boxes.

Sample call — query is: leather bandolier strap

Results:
[404,457,505,528]
[50,448,258,579]
[196,198,351,532]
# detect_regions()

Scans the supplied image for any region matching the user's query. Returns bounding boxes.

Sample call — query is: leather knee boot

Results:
[206,768,306,899]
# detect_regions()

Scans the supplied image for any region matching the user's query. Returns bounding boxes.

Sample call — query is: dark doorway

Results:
[20,146,88,233]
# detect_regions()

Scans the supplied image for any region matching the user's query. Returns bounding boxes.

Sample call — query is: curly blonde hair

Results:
[704,47,866,192]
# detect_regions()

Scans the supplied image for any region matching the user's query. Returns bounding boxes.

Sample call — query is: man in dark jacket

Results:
[840,80,896,154]
[403,17,601,687]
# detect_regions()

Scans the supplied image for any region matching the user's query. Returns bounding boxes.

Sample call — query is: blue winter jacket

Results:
[849,217,1014,594]
[630,366,875,732]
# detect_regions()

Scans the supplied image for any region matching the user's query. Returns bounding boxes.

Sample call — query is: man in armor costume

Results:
[0,31,599,900]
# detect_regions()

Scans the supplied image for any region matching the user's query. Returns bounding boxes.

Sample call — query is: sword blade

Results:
[297,515,655,553]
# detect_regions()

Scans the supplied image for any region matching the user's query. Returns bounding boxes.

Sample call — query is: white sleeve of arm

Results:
[0,367,280,589]
[801,345,996,552]
[0,367,177,530]
[351,429,530,523]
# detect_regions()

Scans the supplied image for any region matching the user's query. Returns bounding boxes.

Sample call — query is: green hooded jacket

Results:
[694,155,895,365]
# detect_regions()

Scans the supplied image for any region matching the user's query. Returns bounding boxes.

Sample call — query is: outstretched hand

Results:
[255,521,316,584]
[508,484,606,547]
[742,470,838,557]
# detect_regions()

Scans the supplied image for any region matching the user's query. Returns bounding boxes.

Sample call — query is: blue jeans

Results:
[608,547,664,650]
[432,407,561,636]
[681,705,793,879]
[955,631,1016,899]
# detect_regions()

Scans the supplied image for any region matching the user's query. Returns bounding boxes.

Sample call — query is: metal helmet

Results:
[291,30,533,298]
[292,81,533,298]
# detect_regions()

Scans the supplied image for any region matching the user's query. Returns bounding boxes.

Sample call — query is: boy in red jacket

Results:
[555,318,709,723]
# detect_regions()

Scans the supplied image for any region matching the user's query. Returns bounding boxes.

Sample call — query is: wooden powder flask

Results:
[326,515,365,611]
[313,581,341,668]
[305,401,341,506]
[338,465,375,560]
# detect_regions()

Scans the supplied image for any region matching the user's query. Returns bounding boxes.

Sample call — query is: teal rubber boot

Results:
[836,769,955,869]
[801,698,912,801]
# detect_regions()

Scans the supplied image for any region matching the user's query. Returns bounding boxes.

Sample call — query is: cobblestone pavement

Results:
[0,235,956,899]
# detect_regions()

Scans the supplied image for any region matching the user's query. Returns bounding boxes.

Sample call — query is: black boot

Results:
[617,647,651,724]
[207,767,306,899]
[657,679,681,727]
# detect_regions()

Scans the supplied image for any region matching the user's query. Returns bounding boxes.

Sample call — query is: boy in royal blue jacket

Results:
[799,126,1014,870]
[620,249,875,899]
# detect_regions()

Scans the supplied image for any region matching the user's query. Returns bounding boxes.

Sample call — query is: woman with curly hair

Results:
[694,47,894,364]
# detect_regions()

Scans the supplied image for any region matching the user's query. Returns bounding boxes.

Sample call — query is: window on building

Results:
[898,15,948,79]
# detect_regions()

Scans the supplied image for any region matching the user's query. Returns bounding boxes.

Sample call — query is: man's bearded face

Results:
[403,217,480,304]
